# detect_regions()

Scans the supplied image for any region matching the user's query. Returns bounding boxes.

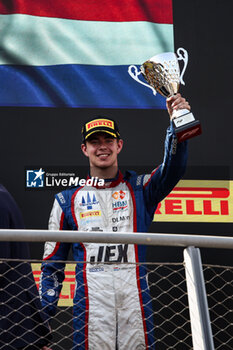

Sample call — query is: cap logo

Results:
[86,119,114,131]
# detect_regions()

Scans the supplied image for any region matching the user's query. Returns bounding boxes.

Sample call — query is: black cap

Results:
[82,117,120,142]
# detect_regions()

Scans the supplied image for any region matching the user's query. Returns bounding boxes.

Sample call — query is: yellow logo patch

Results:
[80,210,101,219]
[86,118,114,131]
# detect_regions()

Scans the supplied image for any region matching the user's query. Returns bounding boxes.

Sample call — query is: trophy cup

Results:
[128,48,202,142]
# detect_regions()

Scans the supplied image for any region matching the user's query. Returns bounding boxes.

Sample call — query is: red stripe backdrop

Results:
[0,0,173,23]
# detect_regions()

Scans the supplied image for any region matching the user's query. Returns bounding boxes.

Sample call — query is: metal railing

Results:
[1,229,233,249]
[1,230,233,350]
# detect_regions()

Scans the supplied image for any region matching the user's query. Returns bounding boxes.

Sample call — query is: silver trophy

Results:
[128,48,202,142]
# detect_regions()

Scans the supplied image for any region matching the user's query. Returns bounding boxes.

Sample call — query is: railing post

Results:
[184,246,215,350]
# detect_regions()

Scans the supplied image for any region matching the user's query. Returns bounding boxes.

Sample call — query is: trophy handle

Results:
[176,47,188,85]
[128,65,157,95]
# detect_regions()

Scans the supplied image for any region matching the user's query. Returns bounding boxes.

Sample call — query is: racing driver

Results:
[40,93,190,350]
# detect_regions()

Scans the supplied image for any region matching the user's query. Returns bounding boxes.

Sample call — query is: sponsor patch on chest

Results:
[112,200,128,211]
[90,244,129,263]
[80,210,101,219]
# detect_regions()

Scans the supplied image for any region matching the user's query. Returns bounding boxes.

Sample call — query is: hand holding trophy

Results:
[128,48,202,142]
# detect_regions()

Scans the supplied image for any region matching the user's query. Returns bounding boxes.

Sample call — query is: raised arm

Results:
[143,94,190,217]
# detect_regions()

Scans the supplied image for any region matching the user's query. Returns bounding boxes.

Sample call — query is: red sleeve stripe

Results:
[143,167,159,189]
[125,181,137,232]
[43,211,64,260]
[0,0,173,24]
[71,187,84,229]
[80,243,89,349]
[124,181,148,346]
[43,242,61,260]
[59,211,65,230]
[134,244,149,348]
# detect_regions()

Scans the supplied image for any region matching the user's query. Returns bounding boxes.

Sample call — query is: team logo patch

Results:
[79,192,99,210]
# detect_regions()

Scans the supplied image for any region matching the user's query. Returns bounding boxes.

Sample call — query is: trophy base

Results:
[172,109,201,143]
[174,120,202,143]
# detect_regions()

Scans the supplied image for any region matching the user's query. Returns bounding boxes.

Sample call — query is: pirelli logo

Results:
[86,119,114,131]
[154,180,233,223]
[80,210,101,219]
